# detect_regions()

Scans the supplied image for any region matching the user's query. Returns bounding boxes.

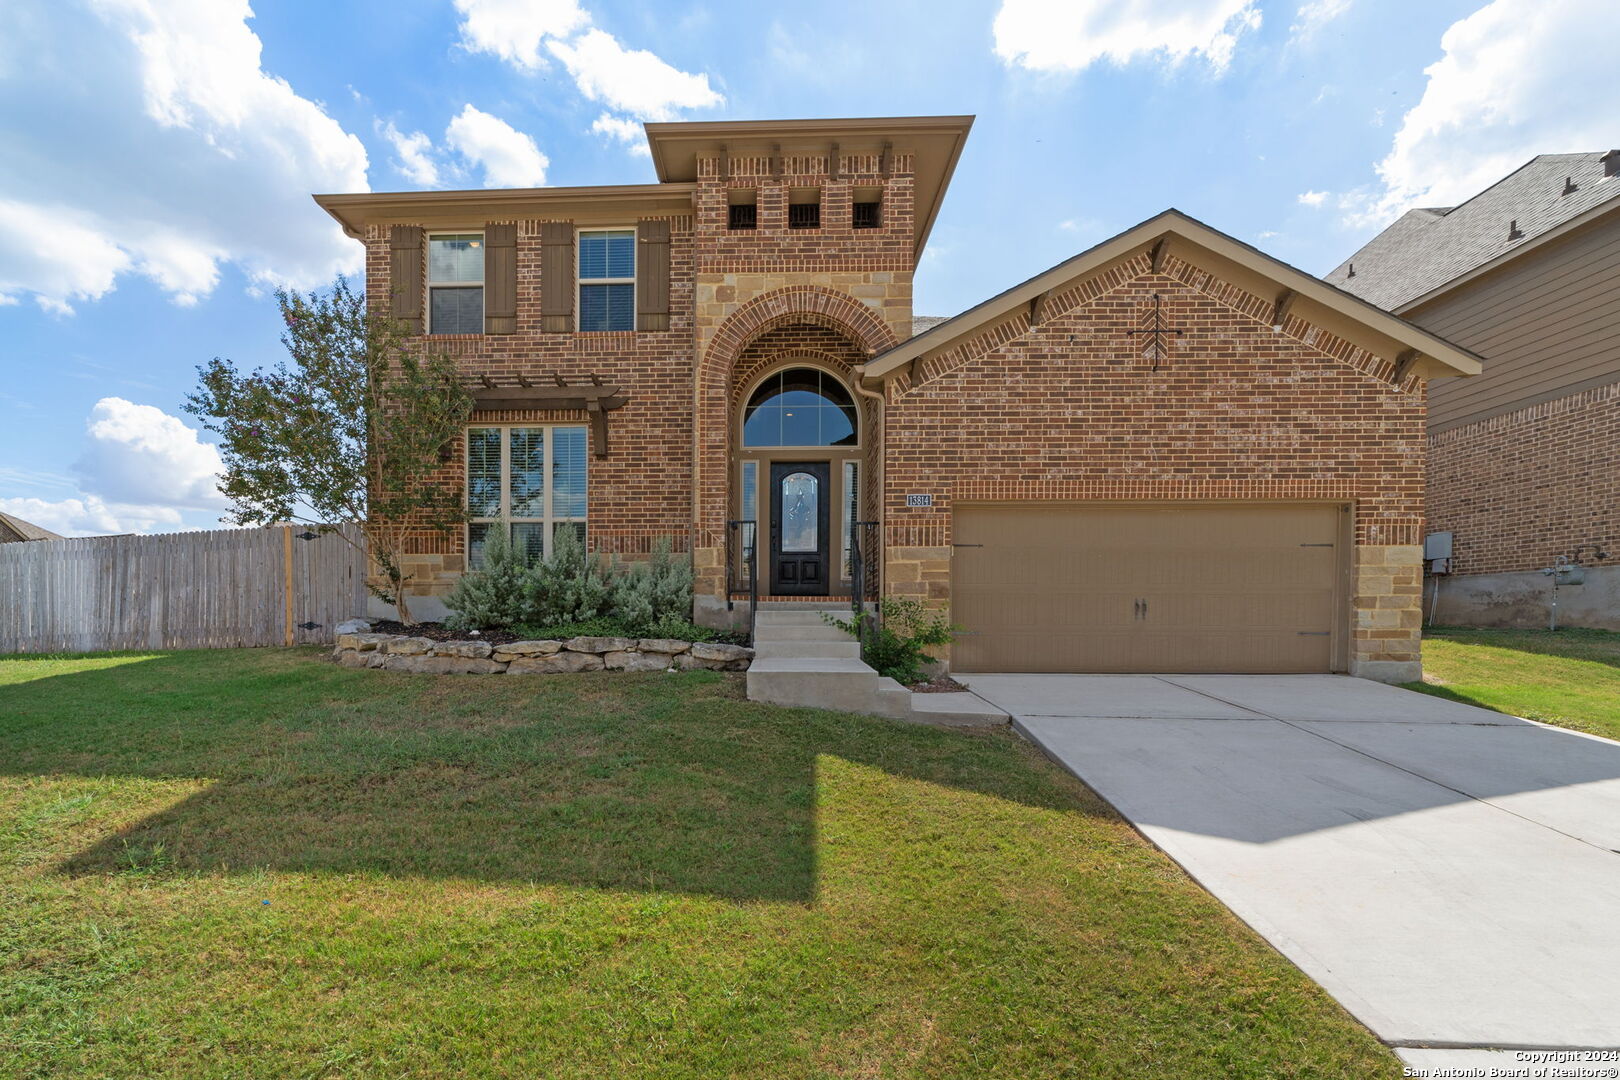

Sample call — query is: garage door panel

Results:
[952,503,1344,674]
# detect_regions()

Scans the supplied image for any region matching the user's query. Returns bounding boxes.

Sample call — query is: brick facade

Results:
[1428,383,1620,576]
[880,248,1428,678]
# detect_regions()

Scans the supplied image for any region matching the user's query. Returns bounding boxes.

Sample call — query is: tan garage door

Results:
[952,503,1346,674]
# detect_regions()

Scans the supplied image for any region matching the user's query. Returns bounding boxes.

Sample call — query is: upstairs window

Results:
[788,188,821,229]
[427,233,483,334]
[578,229,636,332]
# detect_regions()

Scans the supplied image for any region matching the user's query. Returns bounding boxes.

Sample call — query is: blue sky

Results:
[1,0,1613,535]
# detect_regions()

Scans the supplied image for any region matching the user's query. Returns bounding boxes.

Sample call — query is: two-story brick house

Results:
[316,115,1481,682]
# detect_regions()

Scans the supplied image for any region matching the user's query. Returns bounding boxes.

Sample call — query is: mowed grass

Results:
[1,649,1395,1078]
[1409,626,1620,741]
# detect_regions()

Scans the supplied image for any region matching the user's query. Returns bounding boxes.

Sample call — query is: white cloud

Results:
[453,0,589,70]
[445,105,549,187]
[1340,0,1619,227]
[452,0,723,148]
[547,29,723,121]
[993,0,1261,73]
[0,495,184,537]
[591,113,651,156]
[0,0,367,313]
[1290,0,1353,41]
[381,121,441,186]
[1297,189,1328,206]
[72,397,226,512]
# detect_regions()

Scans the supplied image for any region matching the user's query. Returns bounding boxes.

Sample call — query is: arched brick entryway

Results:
[692,288,898,617]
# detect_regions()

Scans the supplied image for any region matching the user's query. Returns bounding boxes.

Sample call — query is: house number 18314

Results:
[905,494,934,507]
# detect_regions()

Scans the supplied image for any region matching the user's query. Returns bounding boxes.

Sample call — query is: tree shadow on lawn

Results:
[0,650,1092,903]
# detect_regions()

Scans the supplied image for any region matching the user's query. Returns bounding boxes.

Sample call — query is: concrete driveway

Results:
[958,673,1620,1061]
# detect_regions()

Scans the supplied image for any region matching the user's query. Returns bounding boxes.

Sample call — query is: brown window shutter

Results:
[388,225,423,331]
[539,221,574,333]
[635,219,671,333]
[483,223,517,335]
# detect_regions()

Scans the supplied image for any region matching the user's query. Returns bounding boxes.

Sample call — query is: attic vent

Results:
[788,201,820,229]
[1605,150,1620,178]
[852,202,881,229]
[728,203,757,230]
[1508,219,1524,241]
[1563,176,1578,196]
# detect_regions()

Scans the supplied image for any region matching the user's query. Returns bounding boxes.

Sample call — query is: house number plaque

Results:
[905,494,934,507]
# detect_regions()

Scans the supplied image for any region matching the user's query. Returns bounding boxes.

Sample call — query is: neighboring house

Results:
[1328,151,1620,629]
[0,512,63,543]
[315,115,1479,682]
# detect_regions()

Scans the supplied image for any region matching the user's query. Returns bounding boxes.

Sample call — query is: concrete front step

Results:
[754,624,856,643]
[907,692,1011,727]
[754,609,853,627]
[747,658,880,712]
[753,639,861,660]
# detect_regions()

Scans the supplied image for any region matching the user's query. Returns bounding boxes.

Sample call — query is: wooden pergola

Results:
[465,374,630,458]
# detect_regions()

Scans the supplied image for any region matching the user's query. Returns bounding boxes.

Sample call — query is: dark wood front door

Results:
[770,461,831,595]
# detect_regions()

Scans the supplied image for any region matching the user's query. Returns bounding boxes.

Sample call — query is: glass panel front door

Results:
[770,461,830,595]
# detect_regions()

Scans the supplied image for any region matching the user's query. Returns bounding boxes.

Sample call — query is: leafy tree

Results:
[186,277,472,624]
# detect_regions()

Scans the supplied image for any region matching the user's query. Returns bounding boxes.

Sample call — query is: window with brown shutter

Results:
[388,225,423,332]
[636,219,670,333]
[539,222,574,333]
[483,223,516,335]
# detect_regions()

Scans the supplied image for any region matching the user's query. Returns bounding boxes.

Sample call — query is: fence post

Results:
[282,526,295,647]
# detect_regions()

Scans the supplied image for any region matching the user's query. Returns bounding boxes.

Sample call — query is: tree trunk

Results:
[393,576,415,624]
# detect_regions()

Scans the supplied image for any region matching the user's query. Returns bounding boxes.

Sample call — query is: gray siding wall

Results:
[1409,210,1620,432]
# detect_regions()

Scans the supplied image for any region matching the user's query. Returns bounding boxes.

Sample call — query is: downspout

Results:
[851,364,886,613]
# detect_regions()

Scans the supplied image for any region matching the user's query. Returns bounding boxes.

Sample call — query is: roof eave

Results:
[1396,194,1620,314]
[311,183,698,240]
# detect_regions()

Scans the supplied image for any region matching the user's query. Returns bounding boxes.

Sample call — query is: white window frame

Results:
[576,227,636,333]
[466,424,588,565]
[426,230,485,335]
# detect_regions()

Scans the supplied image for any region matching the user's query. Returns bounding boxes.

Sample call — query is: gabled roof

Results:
[863,209,1483,384]
[1327,152,1620,311]
[644,115,974,257]
[0,511,64,543]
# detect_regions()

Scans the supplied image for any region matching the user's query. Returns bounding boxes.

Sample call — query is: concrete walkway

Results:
[957,673,1620,1063]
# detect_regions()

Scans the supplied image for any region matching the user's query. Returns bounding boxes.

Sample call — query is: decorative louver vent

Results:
[852,201,881,229]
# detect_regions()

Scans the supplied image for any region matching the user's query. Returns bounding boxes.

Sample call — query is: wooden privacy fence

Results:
[0,525,368,654]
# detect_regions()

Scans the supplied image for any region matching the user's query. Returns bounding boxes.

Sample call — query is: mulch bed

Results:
[908,674,968,694]
[370,620,524,646]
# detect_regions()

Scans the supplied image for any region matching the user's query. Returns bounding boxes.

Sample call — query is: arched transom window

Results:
[742,368,858,447]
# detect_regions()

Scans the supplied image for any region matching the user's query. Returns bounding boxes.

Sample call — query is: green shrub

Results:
[525,526,613,625]
[824,597,957,685]
[613,538,693,629]
[443,527,531,630]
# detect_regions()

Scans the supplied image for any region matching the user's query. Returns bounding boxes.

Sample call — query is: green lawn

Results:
[1409,627,1620,741]
[1,649,1394,1078]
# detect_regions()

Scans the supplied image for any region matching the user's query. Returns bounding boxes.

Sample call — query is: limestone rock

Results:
[384,636,435,655]
[431,640,494,659]
[492,640,563,662]
[337,632,394,652]
[605,650,672,672]
[690,641,753,663]
[381,654,505,674]
[636,638,691,655]
[564,636,636,654]
[674,653,722,671]
[507,651,605,675]
[336,649,371,668]
[334,618,372,636]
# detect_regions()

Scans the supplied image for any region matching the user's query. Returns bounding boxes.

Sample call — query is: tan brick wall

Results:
[1427,382,1620,576]
[880,249,1428,678]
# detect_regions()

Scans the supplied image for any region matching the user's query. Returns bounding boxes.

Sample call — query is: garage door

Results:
[952,503,1346,674]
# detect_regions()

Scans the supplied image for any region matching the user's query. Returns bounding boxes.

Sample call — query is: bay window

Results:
[466,425,588,566]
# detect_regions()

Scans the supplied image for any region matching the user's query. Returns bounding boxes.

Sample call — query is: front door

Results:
[770,461,831,595]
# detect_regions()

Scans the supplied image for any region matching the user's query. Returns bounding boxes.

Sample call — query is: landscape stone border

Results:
[332,632,753,675]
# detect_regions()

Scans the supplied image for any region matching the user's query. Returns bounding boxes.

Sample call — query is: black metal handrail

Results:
[849,520,879,650]
[726,520,758,640]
